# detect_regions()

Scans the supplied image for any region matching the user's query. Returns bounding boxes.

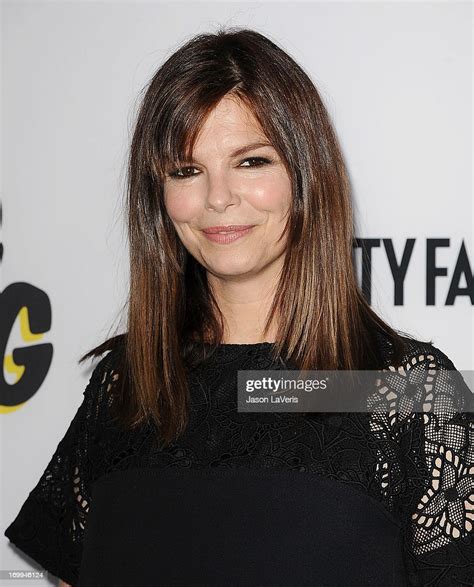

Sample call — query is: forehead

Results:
[192,97,268,151]
[158,94,271,173]
[205,95,259,125]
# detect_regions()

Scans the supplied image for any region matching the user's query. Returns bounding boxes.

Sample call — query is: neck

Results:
[207,269,280,344]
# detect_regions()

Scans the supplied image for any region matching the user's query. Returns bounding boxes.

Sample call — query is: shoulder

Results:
[80,333,127,393]
[399,336,457,370]
[374,328,459,371]
[81,345,125,421]
[369,331,473,428]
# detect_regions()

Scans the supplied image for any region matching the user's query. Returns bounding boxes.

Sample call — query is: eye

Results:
[240,156,273,167]
[167,156,273,180]
[167,166,198,180]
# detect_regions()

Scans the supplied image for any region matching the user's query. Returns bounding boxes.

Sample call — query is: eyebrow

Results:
[229,141,274,158]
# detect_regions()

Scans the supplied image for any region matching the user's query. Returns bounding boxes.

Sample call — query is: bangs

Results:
[152,91,255,180]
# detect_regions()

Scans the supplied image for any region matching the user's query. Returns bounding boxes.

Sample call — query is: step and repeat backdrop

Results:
[2,1,472,584]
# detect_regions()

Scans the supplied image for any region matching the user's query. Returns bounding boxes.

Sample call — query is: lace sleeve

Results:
[3,351,115,587]
[372,343,474,585]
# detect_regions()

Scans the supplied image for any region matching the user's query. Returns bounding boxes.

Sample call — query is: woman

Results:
[4,27,473,586]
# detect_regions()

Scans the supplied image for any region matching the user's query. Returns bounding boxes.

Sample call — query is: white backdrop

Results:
[2,1,473,584]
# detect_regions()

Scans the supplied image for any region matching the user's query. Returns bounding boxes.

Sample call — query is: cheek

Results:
[164,191,201,223]
[246,174,292,213]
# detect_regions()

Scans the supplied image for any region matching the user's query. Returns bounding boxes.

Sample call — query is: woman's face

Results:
[163,95,292,281]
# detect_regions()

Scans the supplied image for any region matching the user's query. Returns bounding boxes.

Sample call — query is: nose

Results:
[205,171,238,212]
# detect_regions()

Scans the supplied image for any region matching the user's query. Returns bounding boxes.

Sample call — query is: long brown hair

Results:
[79,26,427,446]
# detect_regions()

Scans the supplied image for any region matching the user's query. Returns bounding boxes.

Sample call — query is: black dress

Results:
[4,334,474,586]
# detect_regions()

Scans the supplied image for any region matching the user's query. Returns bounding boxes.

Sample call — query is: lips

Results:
[202,225,255,234]
[201,225,255,244]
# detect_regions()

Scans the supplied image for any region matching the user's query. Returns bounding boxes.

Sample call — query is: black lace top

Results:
[4,334,474,586]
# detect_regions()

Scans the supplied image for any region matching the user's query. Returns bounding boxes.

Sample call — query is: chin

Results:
[208,261,257,277]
